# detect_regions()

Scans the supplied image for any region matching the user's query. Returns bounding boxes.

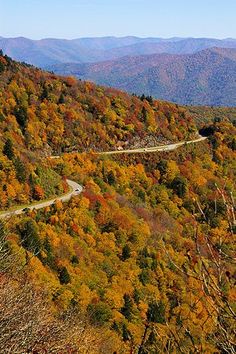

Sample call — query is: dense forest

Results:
[0,52,196,211]
[0,53,235,353]
[186,105,236,126]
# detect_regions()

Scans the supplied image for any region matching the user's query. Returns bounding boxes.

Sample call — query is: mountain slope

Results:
[1,36,236,67]
[51,48,236,106]
[103,37,236,58]
[0,52,198,209]
[0,51,236,354]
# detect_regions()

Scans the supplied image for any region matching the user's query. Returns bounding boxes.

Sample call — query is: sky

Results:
[0,0,235,40]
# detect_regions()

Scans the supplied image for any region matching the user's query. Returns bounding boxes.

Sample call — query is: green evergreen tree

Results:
[107,170,116,185]
[14,106,28,132]
[147,301,165,324]
[18,220,41,254]
[122,323,132,342]
[58,266,71,284]
[3,139,14,160]
[14,157,26,183]
[121,294,133,321]
[121,244,131,261]
[141,106,148,122]
[171,176,187,197]
[58,93,65,104]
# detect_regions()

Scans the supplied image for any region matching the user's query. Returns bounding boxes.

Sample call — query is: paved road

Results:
[50,136,207,158]
[99,136,207,155]
[1,136,207,218]
[0,179,83,219]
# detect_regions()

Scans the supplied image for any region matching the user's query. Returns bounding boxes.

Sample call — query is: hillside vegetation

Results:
[0,52,197,210]
[186,105,236,125]
[0,54,235,353]
[2,119,236,353]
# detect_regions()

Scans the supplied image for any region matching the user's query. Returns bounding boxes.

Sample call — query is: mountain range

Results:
[50,47,236,106]
[1,36,236,67]
[1,36,236,106]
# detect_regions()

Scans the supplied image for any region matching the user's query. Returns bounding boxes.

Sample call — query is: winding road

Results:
[99,136,207,155]
[0,136,207,218]
[0,180,83,219]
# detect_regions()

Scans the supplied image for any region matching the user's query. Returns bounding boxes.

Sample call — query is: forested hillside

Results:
[186,105,236,125]
[52,47,236,106]
[0,53,235,353]
[0,52,197,210]
[2,119,236,353]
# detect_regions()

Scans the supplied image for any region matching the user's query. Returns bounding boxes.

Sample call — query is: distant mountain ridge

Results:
[50,47,236,106]
[1,36,236,67]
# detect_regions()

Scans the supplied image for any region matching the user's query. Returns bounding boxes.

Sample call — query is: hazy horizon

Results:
[1,35,236,41]
[1,0,235,40]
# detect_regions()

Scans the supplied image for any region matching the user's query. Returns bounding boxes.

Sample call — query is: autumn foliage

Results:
[0,53,235,353]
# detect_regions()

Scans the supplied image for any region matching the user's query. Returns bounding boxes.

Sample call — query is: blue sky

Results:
[0,0,235,39]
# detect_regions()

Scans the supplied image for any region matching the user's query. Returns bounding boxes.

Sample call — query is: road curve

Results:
[50,136,207,159]
[0,179,83,219]
[99,136,207,155]
[1,137,207,218]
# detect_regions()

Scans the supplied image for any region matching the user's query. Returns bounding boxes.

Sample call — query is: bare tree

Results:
[160,187,236,353]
